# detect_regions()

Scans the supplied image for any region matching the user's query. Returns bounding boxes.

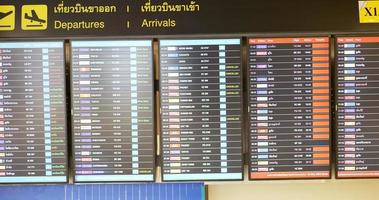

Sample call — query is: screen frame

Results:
[0,39,69,185]
[246,35,333,181]
[158,37,245,182]
[69,39,157,183]
[334,34,379,179]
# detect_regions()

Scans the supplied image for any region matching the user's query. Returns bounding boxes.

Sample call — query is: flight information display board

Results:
[0,41,67,183]
[160,39,243,181]
[71,40,155,182]
[248,37,331,179]
[336,36,379,178]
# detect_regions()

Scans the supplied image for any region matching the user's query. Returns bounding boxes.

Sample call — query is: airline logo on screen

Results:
[359,1,379,23]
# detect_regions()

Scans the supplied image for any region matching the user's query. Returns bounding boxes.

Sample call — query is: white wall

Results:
[208,179,379,200]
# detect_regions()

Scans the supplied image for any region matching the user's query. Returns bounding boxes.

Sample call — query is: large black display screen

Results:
[71,40,155,182]
[0,41,67,183]
[159,39,243,181]
[336,36,379,178]
[248,37,331,180]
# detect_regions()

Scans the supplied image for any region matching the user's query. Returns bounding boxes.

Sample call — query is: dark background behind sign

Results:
[0,0,376,38]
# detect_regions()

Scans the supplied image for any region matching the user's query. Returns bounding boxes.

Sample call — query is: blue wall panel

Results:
[0,183,204,200]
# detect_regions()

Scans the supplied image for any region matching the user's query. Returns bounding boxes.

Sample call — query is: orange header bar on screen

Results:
[249,37,329,44]
[338,37,379,43]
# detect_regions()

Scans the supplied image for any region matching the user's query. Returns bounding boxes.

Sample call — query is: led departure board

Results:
[160,39,243,181]
[248,37,331,179]
[71,40,155,182]
[0,41,67,183]
[336,37,379,178]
